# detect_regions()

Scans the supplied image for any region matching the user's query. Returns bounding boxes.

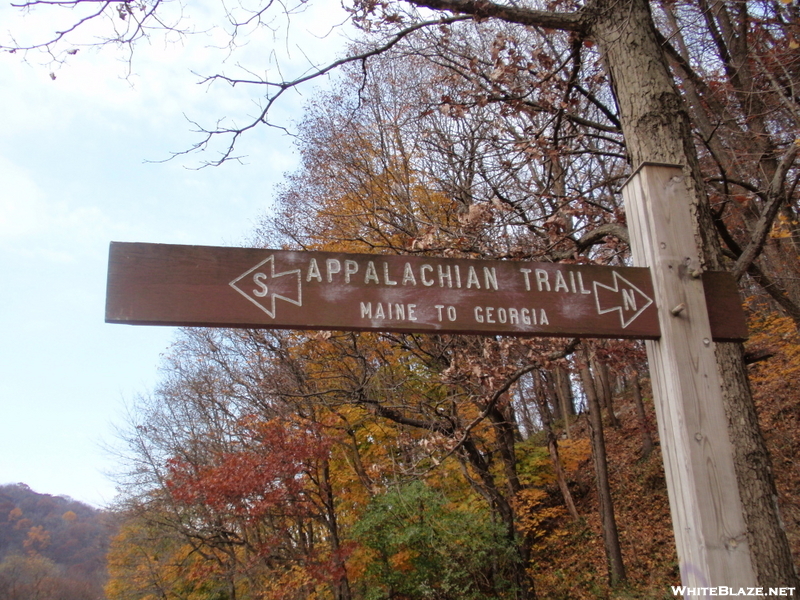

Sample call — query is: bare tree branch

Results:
[433,337,580,466]
[403,0,587,33]
[166,14,475,166]
[549,222,629,261]
[732,143,799,281]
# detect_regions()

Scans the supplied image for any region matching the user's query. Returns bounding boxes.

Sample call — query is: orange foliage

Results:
[746,311,800,562]
[61,511,77,522]
[23,525,51,554]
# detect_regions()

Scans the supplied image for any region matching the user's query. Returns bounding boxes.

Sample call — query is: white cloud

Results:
[0,154,115,263]
[0,156,48,238]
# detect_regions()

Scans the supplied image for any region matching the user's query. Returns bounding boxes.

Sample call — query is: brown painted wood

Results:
[105,241,745,341]
[702,271,748,341]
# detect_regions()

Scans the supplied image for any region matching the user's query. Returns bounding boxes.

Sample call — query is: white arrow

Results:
[229,255,302,318]
[593,271,654,328]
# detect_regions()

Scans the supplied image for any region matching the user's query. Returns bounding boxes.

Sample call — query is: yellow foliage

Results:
[301,158,456,255]
[346,544,378,582]
[557,438,592,473]
[258,565,315,600]
[513,488,567,541]
[23,525,51,553]
[769,213,799,240]
[512,437,591,547]
[747,312,800,387]
[516,437,590,488]
[106,519,230,600]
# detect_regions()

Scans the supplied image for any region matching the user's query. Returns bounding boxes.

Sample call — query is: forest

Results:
[0,483,115,600]
[4,0,799,597]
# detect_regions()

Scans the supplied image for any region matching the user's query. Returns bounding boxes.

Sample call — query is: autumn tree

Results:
[0,553,60,600]
[109,330,357,600]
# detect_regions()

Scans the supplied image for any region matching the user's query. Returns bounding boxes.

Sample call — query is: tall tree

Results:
[577,344,626,586]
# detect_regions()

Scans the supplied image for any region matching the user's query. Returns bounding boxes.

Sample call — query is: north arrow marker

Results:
[593,271,654,328]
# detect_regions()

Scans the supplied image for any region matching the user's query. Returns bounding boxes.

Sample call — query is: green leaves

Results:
[353,481,521,600]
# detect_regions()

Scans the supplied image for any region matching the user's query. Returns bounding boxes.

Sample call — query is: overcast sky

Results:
[0,0,348,507]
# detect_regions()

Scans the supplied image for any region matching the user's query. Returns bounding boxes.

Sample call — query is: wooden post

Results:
[622,164,756,588]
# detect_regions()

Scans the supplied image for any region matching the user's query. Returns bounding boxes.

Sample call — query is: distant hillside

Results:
[0,483,115,600]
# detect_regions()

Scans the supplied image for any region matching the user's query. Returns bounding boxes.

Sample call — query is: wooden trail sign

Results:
[106,241,746,341]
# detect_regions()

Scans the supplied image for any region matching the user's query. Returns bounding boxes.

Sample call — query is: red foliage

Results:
[165,418,331,520]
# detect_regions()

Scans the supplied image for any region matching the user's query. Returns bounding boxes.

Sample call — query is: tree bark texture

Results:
[591,354,619,428]
[629,370,654,459]
[715,342,799,588]
[579,346,626,586]
[555,366,574,439]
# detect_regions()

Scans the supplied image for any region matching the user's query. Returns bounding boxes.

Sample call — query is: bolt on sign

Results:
[105,241,746,341]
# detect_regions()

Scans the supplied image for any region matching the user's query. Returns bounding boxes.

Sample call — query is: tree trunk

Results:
[578,345,626,586]
[457,438,537,600]
[590,0,797,587]
[555,365,574,439]
[592,353,619,428]
[543,370,562,422]
[321,460,352,600]
[517,389,539,439]
[629,370,654,459]
[547,435,580,522]
[716,342,799,588]
[532,371,580,521]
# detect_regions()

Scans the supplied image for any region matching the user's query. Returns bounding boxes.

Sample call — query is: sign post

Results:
[622,164,756,587]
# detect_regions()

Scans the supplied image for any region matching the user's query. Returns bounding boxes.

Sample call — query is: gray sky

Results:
[0,0,347,507]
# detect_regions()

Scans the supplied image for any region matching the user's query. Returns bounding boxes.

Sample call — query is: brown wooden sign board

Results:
[105,241,747,341]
